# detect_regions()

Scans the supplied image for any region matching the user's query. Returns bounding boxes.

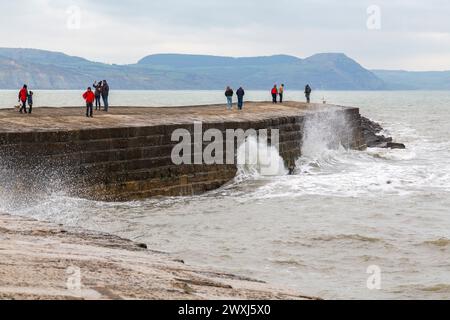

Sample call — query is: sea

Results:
[0,90,449,299]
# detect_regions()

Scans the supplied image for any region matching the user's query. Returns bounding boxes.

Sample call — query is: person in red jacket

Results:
[18,85,28,114]
[271,85,278,104]
[83,87,95,118]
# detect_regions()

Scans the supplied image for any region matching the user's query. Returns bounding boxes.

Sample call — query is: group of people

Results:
[17,85,33,114]
[17,81,110,118]
[225,83,313,110]
[225,86,245,110]
[83,80,110,118]
[17,80,313,117]
[271,84,285,104]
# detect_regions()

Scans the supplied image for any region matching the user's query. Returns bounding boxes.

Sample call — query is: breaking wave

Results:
[235,135,287,180]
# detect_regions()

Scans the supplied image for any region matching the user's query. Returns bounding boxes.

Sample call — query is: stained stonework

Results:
[0,102,365,201]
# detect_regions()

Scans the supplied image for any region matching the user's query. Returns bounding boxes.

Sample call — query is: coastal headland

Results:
[0,101,365,201]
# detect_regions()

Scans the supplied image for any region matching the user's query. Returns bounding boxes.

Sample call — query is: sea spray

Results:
[236,135,287,179]
[294,109,353,174]
[301,110,351,158]
[0,153,77,213]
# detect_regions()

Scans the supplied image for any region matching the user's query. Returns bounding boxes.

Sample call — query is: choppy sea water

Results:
[1,90,450,299]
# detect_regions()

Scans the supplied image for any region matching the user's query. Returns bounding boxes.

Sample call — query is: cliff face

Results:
[0,102,365,202]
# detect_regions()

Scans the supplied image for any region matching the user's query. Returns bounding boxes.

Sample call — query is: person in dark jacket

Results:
[305,84,312,103]
[18,85,28,114]
[225,86,234,110]
[93,81,102,110]
[236,87,245,110]
[27,91,34,114]
[101,80,110,111]
[271,85,278,104]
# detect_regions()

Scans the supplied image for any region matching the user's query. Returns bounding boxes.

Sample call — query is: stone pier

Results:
[0,102,365,201]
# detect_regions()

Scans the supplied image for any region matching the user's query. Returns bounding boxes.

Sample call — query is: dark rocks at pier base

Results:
[386,142,407,149]
[361,117,406,149]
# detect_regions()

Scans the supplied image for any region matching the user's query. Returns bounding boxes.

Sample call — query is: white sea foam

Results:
[236,135,287,179]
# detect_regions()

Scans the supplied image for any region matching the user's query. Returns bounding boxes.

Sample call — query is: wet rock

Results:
[173,259,185,264]
[0,213,317,300]
[361,117,406,149]
[136,243,148,249]
[387,142,406,150]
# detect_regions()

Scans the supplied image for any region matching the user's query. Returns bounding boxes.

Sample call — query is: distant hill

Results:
[372,70,450,90]
[138,54,302,68]
[0,48,387,90]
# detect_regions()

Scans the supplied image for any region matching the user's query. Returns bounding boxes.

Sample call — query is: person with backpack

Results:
[225,86,234,110]
[305,84,312,103]
[18,85,28,114]
[83,87,95,118]
[271,85,278,104]
[236,87,245,110]
[279,84,285,103]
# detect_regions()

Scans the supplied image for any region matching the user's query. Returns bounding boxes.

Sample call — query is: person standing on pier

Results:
[236,87,245,110]
[83,87,95,118]
[93,81,102,110]
[271,85,278,104]
[27,91,34,114]
[18,85,28,114]
[279,84,285,103]
[101,80,110,112]
[225,86,234,110]
[305,84,312,103]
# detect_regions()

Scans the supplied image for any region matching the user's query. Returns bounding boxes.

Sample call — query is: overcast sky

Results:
[1,0,449,71]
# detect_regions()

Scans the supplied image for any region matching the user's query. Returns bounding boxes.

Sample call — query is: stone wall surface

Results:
[0,102,365,201]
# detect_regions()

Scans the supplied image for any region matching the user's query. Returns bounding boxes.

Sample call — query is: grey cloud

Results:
[0,0,448,70]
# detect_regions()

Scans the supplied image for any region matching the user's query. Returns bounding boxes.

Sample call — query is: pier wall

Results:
[0,104,365,201]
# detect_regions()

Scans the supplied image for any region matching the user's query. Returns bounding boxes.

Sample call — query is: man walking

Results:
[225,86,234,110]
[271,85,278,104]
[18,85,28,114]
[305,84,312,104]
[236,87,245,110]
[83,87,95,118]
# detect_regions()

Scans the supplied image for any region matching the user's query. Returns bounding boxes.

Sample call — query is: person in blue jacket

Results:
[27,91,34,114]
